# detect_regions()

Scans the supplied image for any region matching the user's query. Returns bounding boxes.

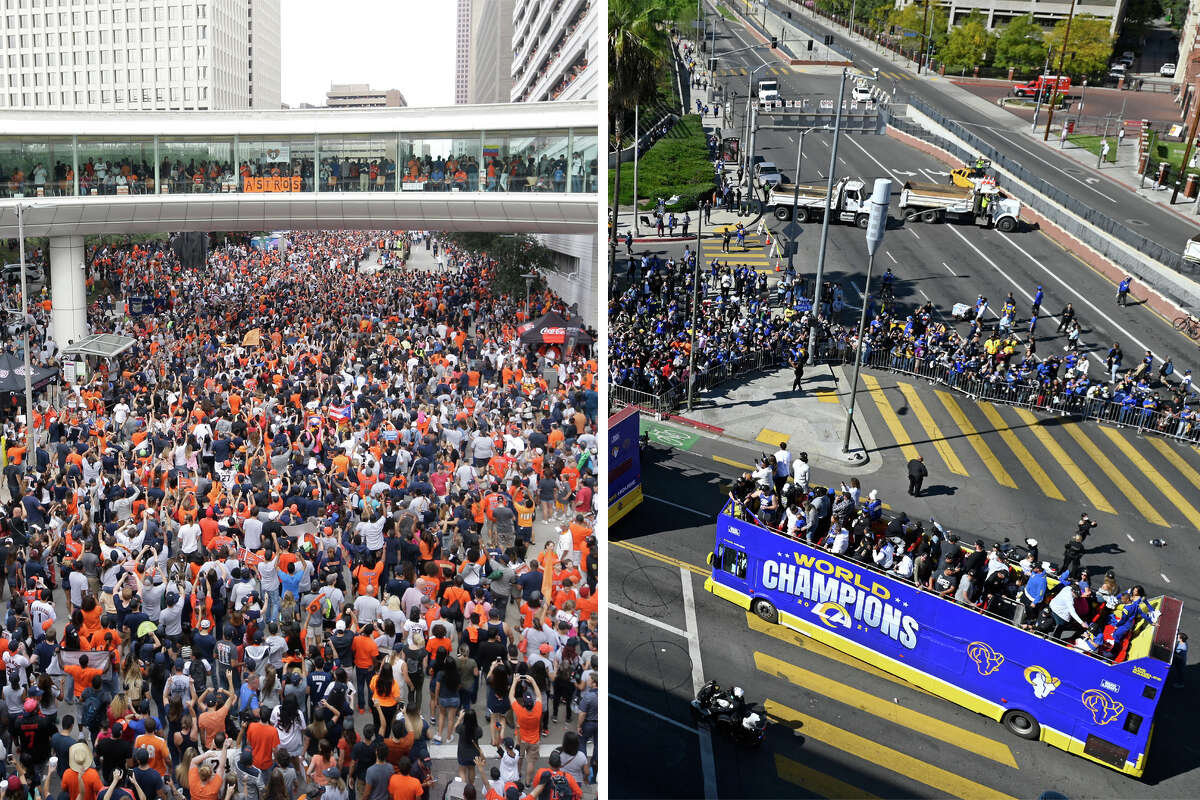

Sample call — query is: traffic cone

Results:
[765,233,773,248]
[775,259,782,272]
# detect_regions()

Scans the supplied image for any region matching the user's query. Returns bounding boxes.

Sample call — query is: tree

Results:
[939,11,995,71]
[993,14,1046,72]
[887,1,949,52]
[1045,14,1114,78]
[440,233,557,299]
[609,0,673,251]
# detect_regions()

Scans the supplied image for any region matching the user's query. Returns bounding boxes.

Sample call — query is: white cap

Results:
[335,620,346,631]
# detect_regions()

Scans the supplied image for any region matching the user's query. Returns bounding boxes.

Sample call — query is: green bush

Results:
[608,114,715,212]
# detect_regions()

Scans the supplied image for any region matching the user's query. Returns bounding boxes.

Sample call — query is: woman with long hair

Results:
[454,707,483,787]
[175,745,198,792]
[430,646,461,744]
[370,655,402,734]
[485,658,512,748]
[529,660,552,736]
[270,694,306,759]
[263,770,290,800]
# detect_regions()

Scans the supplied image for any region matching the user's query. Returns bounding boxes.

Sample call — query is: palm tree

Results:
[609,0,672,252]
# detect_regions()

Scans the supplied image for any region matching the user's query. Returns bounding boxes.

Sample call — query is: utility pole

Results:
[809,67,850,358]
[686,215,703,411]
[15,204,34,457]
[919,0,931,74]
[1042,0,1078,141]
[842,178,892,453]
[632,104,641,237]
[788,125,828,269]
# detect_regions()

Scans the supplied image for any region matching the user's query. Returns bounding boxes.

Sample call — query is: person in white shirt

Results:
[1049,584,1088,638]
[872,539,895,570]
[792,452,811,491]
[772,443,791,493]
[829,527,850,555]
[178,517,202,556]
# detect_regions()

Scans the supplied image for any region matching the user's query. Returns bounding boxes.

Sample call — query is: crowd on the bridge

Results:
[0,230,599,800]
[611,249,1200,440]
[727,457,1180,671]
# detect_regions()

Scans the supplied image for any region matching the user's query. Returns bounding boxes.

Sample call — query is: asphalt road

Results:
[609,440,1200,798]
[725,1,1200,266]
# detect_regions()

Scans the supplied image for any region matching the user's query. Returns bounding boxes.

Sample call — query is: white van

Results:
[757,80,779,101]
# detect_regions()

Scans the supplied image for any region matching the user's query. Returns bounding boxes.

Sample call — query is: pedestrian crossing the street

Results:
[700,225,777,272]
[858,374,1200,528]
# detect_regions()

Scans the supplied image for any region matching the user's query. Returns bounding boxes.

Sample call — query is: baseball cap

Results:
[538,643,551,655]
[23,698,37,712]
[335,620,347,631]
[323,767,341,780]
[200,619,211,630]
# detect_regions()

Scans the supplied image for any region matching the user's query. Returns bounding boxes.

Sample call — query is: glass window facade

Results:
[0,127,597,198]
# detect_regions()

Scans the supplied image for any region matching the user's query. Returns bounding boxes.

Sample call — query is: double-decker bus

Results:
[608,407,643,526]
[704,500,1182,777]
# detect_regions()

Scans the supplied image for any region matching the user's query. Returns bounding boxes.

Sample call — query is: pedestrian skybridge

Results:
[0,100,597,237]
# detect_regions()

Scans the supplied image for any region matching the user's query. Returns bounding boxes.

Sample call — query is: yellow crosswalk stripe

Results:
[1011,408,1115,514]
[1146,437,1200,493]
[1061,422,1169,527]
[977,404,1065,502]
[763,700,1020,800]
[1097,426,1200,527]
[775,753,881,800]
[862,374,920,462]
[896,383,968,476]
[756,651,1018,768]
[934,391,1017,488]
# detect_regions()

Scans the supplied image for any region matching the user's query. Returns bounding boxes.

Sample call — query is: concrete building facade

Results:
[455,0,472,104]
[510,0,597,103]
[326,83,407,108]
[0,0,281,111]
[895,0,1128,35]
[468,0,514,104]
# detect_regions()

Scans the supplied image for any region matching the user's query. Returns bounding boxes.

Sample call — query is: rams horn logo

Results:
[1023,666,1061,699]
[1081,689,1124,726]
[812,601,852,630]
[967,642,1005,676]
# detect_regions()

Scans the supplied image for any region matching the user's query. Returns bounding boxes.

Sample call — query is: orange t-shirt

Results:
[61,768,104,800]
[188,767,222,800]
[352,634,380,669]
[134,733,171,776]
[246,721,280,769]
[513,699,543,744]
[63,664,102,698]
[388,772,423,800]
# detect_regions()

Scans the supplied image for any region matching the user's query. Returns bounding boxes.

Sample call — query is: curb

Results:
[665,413,725,434]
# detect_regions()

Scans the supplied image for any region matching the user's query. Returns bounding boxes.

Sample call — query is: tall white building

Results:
[468,0,514,105]
[510,0,597,103]
[0,0,281,111]
[455,0,472,104]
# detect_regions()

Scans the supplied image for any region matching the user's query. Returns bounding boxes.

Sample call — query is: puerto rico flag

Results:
[327,403,352,422]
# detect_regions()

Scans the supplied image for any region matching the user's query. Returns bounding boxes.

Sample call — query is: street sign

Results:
[796,298,813,313]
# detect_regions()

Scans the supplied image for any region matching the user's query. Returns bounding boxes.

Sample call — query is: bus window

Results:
[715,544,747,579]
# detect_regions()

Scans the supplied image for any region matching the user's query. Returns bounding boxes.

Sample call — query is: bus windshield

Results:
[706,499,1181,777]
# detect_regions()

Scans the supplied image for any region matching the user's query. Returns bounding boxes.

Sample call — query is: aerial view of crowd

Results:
[0,229,599,800]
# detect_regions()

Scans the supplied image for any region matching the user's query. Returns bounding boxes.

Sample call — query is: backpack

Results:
[546,772,573,800]
[326,682,349,715]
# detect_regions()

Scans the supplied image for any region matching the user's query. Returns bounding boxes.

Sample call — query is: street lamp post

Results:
[15,204,35,457]
[521,271,539,320]
[632,104,641,237]
[1031,47,1053,133]
[842,178,892,453]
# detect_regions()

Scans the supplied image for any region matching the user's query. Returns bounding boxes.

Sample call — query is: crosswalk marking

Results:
[755,651,1019,768]
[775,754,880,800]
[934,391,1017,488]
[1146,437,1200,494]
[764,700,1020,800]
[1011,408,1115,514]
[815,388,840,404]
[978,403,1065,501]
[1098,426,1200,528]
[1061,422,1169,527]
[897,383,968,476]
[863,374,920,462]
[757,427,789,447]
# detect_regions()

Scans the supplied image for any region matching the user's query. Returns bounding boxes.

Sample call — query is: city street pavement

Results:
[609,432,1200,798]
[750,2,1200,276]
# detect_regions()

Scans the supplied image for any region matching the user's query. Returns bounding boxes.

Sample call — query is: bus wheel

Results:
[1002,709,1040,740]
[752,599,779,624]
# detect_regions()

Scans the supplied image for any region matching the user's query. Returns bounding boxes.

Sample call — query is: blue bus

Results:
[705,500,1182,777]
[608,407,643,526]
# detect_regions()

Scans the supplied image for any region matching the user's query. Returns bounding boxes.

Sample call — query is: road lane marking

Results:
[610,603,689,638]
[887,250,897,263]
[1127,533,1136,542]
[775,753,881,800]
[645,494,711,516]
[978,403,1065,501]
[763,700,1020,800]
[1162,573,1171,583]
[611,694,696,734]
[862,374,920,461]
[756,427,789,447]
[755,651,1018,769]
[682,568,718,800]
[896,382,968,476]
[611,539,709,576]
[1146,437,1200,493]
[1097,426,1200,527]
[1061,422,1169,527]
[1011,408,1115,513]
[713,454,754,470]
[934,391,1017,488]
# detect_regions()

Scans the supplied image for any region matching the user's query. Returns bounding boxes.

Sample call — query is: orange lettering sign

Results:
[244,176,302,193]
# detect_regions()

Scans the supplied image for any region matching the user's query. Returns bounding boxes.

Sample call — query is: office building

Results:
[510,0,597,103]
[455,0,472,104]
[326,83,407,109]
[0,0,281,111]
[468,0,514,104]
[905,0,1128,34]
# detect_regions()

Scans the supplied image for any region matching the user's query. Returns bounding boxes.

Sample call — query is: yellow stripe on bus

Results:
[1061,423,1169,527]
[755,651,1019,768]
[934,391,1017,488]
[897,382,968,475]
[763,700,1020,800]
[1097,426,1200,527]
[863,374,920,461]
[978,403,1065,501]
[1012,408,1115,513]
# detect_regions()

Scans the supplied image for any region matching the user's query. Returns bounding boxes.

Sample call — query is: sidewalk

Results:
[671,363,881,474]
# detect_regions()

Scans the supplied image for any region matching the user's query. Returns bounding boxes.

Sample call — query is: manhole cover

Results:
[622,639,695,693]
[1127,219,1148,226]
[622,564,680,609]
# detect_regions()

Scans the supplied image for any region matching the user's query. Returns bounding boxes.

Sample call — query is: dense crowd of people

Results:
[0,230,599,800]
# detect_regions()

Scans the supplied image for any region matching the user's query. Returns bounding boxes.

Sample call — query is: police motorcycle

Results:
[691,680,767,746]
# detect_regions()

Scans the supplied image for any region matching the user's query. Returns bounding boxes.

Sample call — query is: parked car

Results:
[754,161,783,188]
[1,262,44,285]
[851,84,873,103]
[1161,62,1177,77]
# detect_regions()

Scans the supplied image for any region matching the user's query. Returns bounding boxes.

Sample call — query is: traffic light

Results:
[807,39,814,51]
[770,35,778,49]
[824,34,834,47]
